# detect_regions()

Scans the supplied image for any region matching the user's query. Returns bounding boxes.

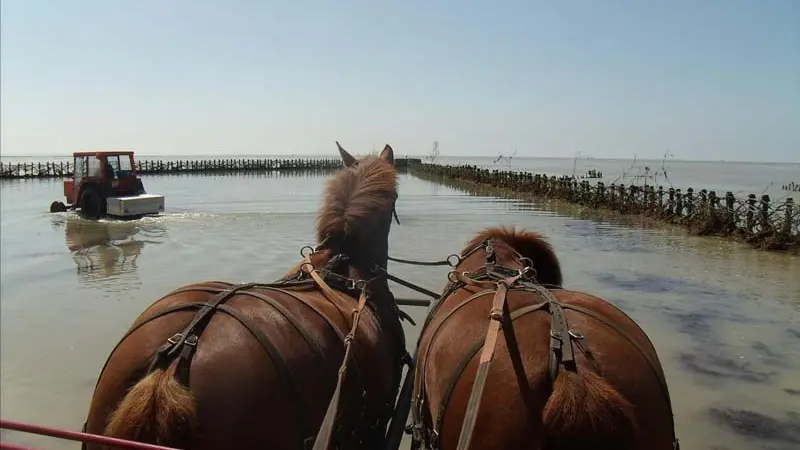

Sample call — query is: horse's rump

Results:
[413,285,674,449]
[88,280,402,448]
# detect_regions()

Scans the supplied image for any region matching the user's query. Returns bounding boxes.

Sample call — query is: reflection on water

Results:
[52,214,168,283]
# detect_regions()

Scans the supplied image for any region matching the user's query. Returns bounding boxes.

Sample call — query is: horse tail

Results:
[103,366,197,448]
[542,370,638,450]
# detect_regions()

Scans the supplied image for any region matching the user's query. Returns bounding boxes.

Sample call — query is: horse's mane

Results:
[316,155,398,244]
[465,226,563,287]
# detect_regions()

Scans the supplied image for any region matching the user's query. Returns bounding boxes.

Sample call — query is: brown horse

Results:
[409,226,679,450]
[83,143,409,450]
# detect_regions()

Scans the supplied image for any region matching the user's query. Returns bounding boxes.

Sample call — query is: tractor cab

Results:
[64,151,144,206]
[51,150,164,220]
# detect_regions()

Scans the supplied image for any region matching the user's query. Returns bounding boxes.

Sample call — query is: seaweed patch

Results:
[593,272,712,295]
[708,408,800,446]
[679,353,775,383]
[563,220,654,254]
[751,341,792,369]
[665,310,715,341]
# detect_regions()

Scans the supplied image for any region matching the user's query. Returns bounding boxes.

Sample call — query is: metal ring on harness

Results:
[519,266,535,279]
[568,329,585,339]
[300,245,315,257]
[447,270,460,283]
[446,254,462,267]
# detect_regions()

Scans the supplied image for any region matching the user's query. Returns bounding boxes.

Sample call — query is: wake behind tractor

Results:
[49,150,165,220]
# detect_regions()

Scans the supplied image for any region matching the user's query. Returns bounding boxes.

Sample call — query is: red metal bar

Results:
[0,418,180,450]
[0,442,38,450]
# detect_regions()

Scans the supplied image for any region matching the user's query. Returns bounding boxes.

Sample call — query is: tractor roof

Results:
[73,150,136,158]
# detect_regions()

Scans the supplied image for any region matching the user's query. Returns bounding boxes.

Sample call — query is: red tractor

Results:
[50,150,165,220]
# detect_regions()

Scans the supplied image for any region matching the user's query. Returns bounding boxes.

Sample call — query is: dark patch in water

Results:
[751,341,792,368]
[594,272,763,330]
[787,329,800,340]
[563,220,654,254]
[708,408,800,446]
[784,389,800,396]
[665,310,714,341]
[593,272,719,298]
[726,310,771,325]
[678,353,775,383]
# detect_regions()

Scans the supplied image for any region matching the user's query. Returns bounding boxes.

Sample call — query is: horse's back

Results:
[415,286,675,449]
[88,281,400,449]
[415,288,557,448]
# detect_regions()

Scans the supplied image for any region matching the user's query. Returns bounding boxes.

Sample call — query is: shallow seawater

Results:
[1,172,798,450]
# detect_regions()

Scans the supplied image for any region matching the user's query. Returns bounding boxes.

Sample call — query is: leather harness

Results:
[408,238,680,450]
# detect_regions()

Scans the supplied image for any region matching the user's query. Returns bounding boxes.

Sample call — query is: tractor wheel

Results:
[49,201,67,213]
[79,188,106,220]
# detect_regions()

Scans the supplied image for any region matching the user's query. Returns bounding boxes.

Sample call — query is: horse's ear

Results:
[380,144,394,166]
[336,141,358,167]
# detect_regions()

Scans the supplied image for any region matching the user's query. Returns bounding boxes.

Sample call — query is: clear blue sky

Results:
[1,0,798,161]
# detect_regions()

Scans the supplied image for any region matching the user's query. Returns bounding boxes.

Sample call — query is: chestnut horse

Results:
[83,143,409,450]
[409,227,679,450]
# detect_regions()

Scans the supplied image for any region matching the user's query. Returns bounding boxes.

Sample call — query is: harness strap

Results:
[428,299,551,450]
[558,302,676,430]
[239,287,343,382]
[414,289,497,447]
[311,288,368,450]
[302,255,354,325]
[147,283,257,377]
[526,284,579,381]
[90,299,221,394]
[454,274,521,450]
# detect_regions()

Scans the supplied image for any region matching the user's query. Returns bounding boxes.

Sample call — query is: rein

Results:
[382,242,489,302]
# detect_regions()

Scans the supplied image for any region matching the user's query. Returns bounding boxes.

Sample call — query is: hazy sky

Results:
[1,0,798,161]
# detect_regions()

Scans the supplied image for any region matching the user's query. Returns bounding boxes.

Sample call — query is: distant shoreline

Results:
[1,154,797,165]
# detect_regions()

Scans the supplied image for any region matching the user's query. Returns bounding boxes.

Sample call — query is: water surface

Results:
[1,172,798,449]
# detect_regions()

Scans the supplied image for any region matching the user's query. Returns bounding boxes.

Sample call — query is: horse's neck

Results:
[366,279,407,362]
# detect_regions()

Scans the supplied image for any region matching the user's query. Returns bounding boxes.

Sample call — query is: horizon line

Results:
[1,153,798,165]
